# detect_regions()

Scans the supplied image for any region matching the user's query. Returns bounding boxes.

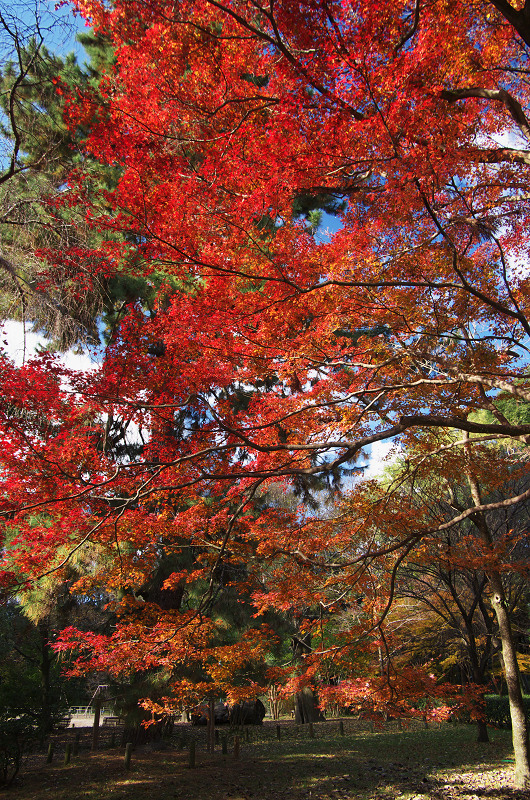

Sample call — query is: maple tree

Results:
[386,434,530,756]
[2,0,530,787]
[248,435,530,731]
[382,445,530,742]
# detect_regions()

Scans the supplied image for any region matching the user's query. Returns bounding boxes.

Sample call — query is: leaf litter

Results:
[5,722,530,800]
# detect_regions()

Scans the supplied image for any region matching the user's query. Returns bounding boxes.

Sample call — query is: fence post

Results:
[276,724,281,740]
[124,742,133,770]
[339,720,344,736]
[46,742,54,764]
[309,723,314,738]
[64,743,72,766]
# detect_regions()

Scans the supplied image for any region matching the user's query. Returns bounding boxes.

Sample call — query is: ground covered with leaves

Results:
[6,722,530,800]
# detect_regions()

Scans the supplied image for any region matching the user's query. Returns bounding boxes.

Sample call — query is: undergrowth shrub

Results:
[485,695,530,729]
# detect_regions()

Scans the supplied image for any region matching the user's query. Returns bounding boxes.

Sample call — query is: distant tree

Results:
[0,599,70,788]
[0,10,167,350]
[391,538,529,741]
[0,4,103,347]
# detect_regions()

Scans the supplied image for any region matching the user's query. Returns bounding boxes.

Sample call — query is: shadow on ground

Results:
[8,723,529,800]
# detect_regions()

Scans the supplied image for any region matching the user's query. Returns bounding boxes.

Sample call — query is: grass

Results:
[5,722,522,800]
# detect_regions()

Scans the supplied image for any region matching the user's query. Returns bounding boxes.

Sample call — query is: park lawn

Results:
[7,724,528,800]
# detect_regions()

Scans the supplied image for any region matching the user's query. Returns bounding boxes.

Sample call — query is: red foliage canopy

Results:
[1,0,530,717]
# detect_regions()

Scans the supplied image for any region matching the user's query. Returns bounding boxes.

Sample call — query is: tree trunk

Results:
[294,686,325,724]
[207,699,215,753]
[465,456,530,788]
[463,621,490,742]
[92,698,101,751]
[489,571,530,787]
[268,684,282,720]
[39,626,53,738]
[476,713,489,743]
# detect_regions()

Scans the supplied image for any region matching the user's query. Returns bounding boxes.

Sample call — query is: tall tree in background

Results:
[0,9,163,350]
[2,0,530,786]
[0,4,101,347]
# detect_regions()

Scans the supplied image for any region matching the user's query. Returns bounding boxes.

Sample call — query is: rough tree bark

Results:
[294,686,325,724]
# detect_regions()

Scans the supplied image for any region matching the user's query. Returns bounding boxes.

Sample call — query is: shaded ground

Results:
[6,721,530,800]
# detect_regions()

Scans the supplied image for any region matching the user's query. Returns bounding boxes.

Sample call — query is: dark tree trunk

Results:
[476,715,489,743]
[36,622,57,740]
[92,698,101,751]
[438,556,493,743]
[468,639,490,743]
[207,699,215,753]
[294,686,325,724]
[39,632,52,735]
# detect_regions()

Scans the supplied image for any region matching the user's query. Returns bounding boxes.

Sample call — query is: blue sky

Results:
[0,1,86,61]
